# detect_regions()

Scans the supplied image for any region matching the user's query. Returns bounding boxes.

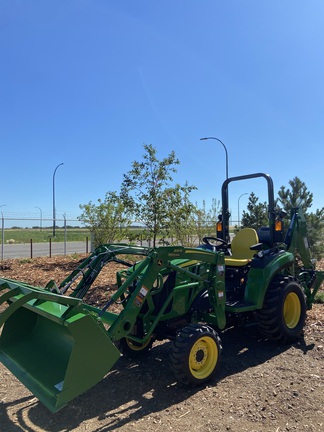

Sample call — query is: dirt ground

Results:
[0,255,323,432]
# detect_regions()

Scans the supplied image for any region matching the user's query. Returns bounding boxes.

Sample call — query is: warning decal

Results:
[134,286,149,307]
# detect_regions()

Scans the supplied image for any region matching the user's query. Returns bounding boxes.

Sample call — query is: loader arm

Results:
[55,243,151,298]
[0,244,224,412]
[102,246,226,341]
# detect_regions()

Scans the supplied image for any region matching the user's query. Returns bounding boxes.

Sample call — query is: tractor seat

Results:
[225,228,259,267]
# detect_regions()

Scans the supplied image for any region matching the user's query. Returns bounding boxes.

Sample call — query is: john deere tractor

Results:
[0,173,322,412]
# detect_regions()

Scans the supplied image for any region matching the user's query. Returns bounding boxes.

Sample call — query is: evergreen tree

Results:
[278,177,324,258]
[278,177,313,214]
[241,192,268,231]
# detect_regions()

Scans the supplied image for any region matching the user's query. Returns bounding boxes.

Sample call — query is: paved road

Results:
[1,241,91,259]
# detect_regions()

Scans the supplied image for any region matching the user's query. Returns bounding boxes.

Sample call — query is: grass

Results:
[314,291,324,304]
[1,228,91,244]
[19,258,33,264]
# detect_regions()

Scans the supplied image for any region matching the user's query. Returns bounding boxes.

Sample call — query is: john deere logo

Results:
[157,259,163,266]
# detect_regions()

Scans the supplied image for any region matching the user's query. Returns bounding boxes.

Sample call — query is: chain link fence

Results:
[0,217,91,259]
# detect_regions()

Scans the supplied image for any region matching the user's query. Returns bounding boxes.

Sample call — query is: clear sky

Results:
[1,1,323,225]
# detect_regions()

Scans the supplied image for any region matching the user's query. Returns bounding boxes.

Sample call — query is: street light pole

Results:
[238,193,248,227]
[200,136,229,179]
[0,205,6,261]
[52,163,64,237]
[35,206,43,231]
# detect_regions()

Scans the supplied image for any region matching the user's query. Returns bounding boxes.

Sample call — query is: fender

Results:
[244,249,295,308]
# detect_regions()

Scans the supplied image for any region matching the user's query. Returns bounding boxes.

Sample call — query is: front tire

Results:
[171,324,222,385]
[118,336,153,357]
[257,276,306,342]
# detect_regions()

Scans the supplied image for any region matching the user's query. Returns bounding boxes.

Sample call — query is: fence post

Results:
[90,232,95,252]
[30,239,33,259]
[49,238,52,258]
[1,215,4,260]
[64,215,67,255]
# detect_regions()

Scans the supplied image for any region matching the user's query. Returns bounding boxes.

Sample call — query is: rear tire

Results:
[257,276,306,342]
[171,324,222,385]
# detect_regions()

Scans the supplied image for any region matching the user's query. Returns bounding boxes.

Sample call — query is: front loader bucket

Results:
[0,279,120,412]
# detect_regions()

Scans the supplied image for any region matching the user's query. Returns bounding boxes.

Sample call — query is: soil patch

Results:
[0,255,323,431]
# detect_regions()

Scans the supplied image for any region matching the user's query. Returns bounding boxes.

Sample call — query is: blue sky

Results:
[1,0,323,225]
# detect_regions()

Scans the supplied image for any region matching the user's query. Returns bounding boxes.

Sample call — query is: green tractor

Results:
[0,173,322,412]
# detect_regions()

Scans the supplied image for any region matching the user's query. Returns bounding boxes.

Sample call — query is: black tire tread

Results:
[170,323,222,385]
[257,275,306,342]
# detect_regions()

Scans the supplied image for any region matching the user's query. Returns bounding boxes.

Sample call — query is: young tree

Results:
[78,192,131,247]
[193,198,221,243]
[165,182,197,246]
[241,192,268,231]
[120,144,196,247]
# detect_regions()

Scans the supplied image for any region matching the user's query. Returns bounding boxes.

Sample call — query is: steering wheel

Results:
[202,236,229,250]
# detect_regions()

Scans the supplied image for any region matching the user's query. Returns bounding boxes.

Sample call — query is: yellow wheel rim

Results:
[189,336,218,380]
[283,292,301,329]
[126,337,151,352]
